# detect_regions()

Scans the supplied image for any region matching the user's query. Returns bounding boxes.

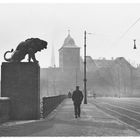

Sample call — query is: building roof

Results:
[94,59,114,68]
[61,32,78,48]
[114,57,134,69]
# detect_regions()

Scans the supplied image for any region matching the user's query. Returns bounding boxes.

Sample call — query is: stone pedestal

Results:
[0,97,10,123]
[1,62,40,120]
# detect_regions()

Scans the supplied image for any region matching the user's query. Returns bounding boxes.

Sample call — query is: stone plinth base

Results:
[1,62,40,120]
[0,97,10,123]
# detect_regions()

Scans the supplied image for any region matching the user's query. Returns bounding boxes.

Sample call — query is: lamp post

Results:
[83,31,93,104]
[84,30,87,104]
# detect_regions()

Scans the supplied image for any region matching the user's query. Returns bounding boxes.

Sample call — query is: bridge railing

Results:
[42,95,67,118]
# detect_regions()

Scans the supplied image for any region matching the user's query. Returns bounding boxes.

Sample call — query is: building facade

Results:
[40,32,138,98]
[59,32,80,72]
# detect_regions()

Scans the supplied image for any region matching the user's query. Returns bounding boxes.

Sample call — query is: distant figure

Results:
[93,93,96,99]
[68,91,72,98]
[72,86,83,118]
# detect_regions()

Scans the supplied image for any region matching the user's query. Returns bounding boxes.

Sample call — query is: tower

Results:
[59,31,80,72]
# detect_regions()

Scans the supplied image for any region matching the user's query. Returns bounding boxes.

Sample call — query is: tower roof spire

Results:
[51,42,56,67]
[61,30,77,47]
[68,29,70,35]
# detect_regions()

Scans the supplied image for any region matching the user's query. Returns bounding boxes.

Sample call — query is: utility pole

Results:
[75,68,78,86]
[84,30,87,104]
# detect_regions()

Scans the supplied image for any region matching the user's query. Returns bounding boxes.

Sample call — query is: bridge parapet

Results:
[42,95,67,118]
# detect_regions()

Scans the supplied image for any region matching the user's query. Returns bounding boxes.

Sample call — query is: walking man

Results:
[72,86,83,118]
[68,91,72,98]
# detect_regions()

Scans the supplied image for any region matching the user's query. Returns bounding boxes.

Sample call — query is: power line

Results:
[119,17,140,40]
[112,17,140,46]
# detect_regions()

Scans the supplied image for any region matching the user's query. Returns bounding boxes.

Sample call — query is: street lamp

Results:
[83,31,93,104]
[84,30,87,104]
[133,39,137,49]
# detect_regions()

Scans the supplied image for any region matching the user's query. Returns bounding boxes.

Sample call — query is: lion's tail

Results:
[4,49,14,62]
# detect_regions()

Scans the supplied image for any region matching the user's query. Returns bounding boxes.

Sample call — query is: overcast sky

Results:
[0,3,140,68]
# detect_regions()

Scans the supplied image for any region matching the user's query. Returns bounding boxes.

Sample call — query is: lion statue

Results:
[4,38,48,63]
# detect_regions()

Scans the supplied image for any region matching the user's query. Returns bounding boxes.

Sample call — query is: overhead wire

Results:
[119,17,140,40]
[112,17,140,46]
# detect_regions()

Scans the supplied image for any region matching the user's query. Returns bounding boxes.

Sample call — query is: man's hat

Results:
[76,86,79,89]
